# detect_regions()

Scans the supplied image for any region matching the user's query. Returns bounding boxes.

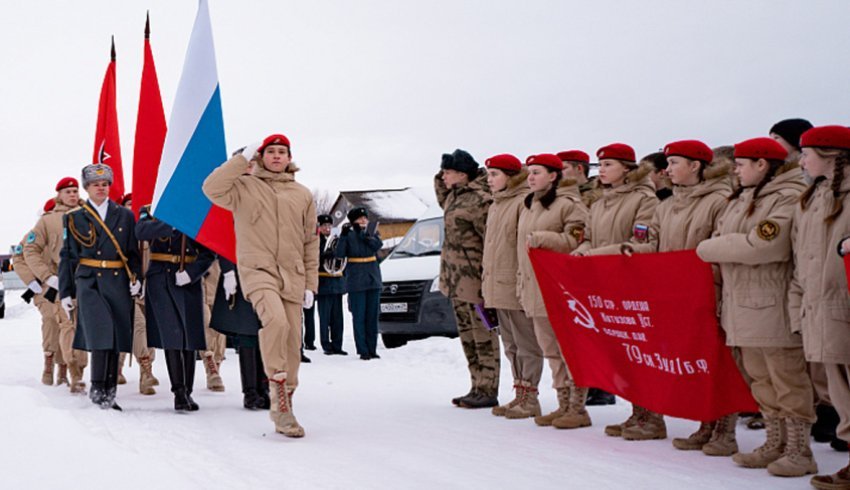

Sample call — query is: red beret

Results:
[526,153,564,170]
[734,137,788,161]
[485,154,522,173]
[800,125,850,151]
[55,177,79,192]
[557,150,590,164]
[663,140,713,164]
[120,193,133,206]
[43,198,56,213]
[597,143,636,163]
[258,133,291,153]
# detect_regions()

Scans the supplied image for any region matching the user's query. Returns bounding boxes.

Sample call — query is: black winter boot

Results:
[239,347,261,410]
[165,350,191,412]
[256,349,270,410]
[183,350,199,411]
[813,404,839,443]
[586,388,616,406]
[102,351,122,411]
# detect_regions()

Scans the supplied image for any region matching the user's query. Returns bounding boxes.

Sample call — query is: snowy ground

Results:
[0,293,844,490]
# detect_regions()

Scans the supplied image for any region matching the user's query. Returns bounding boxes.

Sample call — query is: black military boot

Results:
[255,349,270,410]
[239,347,261,410]
[586,388,616,406]
[813,404,839,443]
[460,391,499,409]
[183,350,199,411]
[89,350,108,407]
[165,350,191,412]
[102,351,122,411]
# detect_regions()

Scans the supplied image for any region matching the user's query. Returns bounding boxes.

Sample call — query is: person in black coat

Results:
[136,206,214,412]
[209,257,269,410]
[59,164,141,410]
[317,214,347,355]
[335,207,383,360]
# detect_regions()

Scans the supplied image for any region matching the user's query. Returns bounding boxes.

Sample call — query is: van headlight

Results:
[429,277,440,293]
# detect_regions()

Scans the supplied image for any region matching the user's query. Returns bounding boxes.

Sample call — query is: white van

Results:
[378,204,457,348]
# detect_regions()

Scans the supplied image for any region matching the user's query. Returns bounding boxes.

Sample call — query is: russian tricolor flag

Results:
[151,0,235,261]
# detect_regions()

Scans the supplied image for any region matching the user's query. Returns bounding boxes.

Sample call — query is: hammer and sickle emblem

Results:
[559,285,598,333]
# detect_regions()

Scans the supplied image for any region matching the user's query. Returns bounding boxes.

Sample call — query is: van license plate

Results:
[381,302,408,313]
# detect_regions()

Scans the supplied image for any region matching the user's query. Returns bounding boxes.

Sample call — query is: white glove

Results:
[223,271,237,300]
[129,280,142,296]
[61,297,74,316]
[302,290,315,309]
[28,281,43,294]
[175,270,191,287]
[46,275,59,290]
[241,141,262,162]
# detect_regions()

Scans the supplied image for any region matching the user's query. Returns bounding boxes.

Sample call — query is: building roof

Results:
[330,187,436,225]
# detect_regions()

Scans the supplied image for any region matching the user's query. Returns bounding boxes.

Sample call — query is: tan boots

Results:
[68,362,86,394]
[701,414,738,456]
[552,386,592,429]
[606,404,644,437]
[204,352,225,392]
[811,455,850,490]
[269,372,304,438]
[766,418,817,477]
[117,353,127,385]
[505,381,542,420]
[42,352,54,385]
[622,408,667,440]
[138,356,158,395]
[534,386,571,427]
[673,421,714,450]
[55,363,69,386]
[492,383,523,416]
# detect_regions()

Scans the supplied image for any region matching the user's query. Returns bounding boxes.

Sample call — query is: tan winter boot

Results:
[117,353,127,385]
[55,364,69,386]
[552,386,592,429]
[733,417,785,468]
[492,383,523,417]
[41,352,55,385]
[505,382,542,420]
[606,404,644,437]
[204,352,225,392]
[622,409,667,441]
[702,413,738,456]
[138,356,156,396]
[810,457,850,490]
[68,362,86,394]
[673,421,715,450]
[534,385,571,427]
[269,372,304,438]
[767,418,817,477]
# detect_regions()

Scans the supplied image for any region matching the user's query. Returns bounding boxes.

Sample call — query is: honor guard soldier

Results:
[136,206,215,412]
[59,164,142,410]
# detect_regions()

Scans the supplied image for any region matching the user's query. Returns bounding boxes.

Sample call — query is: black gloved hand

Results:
[43,287,58,303]
[352,223,362,233]
[21,288,35,304]
[341,223,351,236]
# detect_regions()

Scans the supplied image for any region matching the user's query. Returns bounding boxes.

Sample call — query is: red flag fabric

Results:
[528,248,758,421]
[131,17,167,219]
[92,39,125,202]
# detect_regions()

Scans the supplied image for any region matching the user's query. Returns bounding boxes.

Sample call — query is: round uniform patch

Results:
[26,231,36,244]
[756,220,780,241]
[569,226,585,243]
[14,244,23,254]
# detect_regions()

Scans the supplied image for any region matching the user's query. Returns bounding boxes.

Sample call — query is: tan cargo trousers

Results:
[57,304,88,369]
[740,346,815,422]
[824,364,850,442]
[202,263,226,363]
[248,289,302,389]
[531,316,571,389]
[35,296,61,361]
[496,308,543,387]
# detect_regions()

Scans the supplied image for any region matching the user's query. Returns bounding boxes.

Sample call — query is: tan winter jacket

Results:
[517,180,588,317]
[575,163,658,256]
[23,202,70,282]
[697,164,806,348]
[789,168,850,364]
[202,155,319,304]
[482,170,528,310]
[435,169,492,304]
[630,161,733,254]
[12,236,37,285]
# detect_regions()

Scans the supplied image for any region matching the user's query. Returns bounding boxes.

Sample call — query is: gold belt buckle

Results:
[101,260,108,268]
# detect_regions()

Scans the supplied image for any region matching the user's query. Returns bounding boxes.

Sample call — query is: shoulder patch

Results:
[26,231,36,243]
[756,220,780,241]
[14,244,23,255]
[633,224,649,243]
[569,226,585,243]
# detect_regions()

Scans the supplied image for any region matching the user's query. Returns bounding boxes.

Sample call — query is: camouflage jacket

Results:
[434,169,492,303]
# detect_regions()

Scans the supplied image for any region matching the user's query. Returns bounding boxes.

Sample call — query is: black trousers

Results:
[303,303,316,349]
[318,293,344,352]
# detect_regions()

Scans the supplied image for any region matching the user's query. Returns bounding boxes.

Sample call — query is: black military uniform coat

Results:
[59,200,141,352]
[210,258,262,337]
[136,209,214,351]
[335,224,383,293]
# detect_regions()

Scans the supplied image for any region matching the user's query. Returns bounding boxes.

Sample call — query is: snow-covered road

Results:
[0,293,842,489]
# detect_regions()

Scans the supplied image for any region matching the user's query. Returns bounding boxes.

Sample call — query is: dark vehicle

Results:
[378,206,457,348]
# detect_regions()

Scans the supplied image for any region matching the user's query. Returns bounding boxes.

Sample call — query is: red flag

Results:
[131,13,167,219]
[92,37,125,202]
[529,248,758,421]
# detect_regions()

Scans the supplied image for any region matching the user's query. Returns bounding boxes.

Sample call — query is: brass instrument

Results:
[322,231,347,276]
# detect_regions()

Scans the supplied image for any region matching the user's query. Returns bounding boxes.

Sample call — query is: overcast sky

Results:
[2,0,849,248]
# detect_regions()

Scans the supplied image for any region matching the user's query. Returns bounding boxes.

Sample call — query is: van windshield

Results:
[391,217,443,258]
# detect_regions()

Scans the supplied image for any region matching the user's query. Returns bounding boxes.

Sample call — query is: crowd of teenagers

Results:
[437,119,850,488]
[9,119,850,488]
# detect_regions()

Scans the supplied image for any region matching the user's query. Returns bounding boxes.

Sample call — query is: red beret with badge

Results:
[526,153,564,170]
[258,133,291,153]
[800,125,850,151]
[734,137,788,161]
[55,177,79,191]
[664,140,713,164]
[597,143,636,163]
[557,150,590,164]
[485,154,522,173]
